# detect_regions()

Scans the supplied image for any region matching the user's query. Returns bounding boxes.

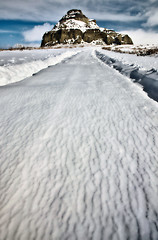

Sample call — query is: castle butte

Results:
[41,9,133,47]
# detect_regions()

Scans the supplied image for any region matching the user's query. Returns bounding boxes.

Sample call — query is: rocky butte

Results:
[41,9,133,47]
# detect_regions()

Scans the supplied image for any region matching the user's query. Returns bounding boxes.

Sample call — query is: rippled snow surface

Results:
[0,49,158,240]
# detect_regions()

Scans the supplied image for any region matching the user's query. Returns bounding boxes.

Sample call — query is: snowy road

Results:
[1,49,158,240]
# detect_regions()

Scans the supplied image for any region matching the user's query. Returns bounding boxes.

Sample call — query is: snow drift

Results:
[0,49,80,86]
[96,49,158,102]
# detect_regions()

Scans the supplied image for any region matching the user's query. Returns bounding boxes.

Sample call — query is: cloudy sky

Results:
[0,0,158,48]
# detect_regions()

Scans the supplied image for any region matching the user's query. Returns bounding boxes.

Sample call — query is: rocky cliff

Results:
[41,9,133,47]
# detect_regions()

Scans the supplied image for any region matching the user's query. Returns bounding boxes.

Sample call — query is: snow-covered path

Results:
[1,50,158,240]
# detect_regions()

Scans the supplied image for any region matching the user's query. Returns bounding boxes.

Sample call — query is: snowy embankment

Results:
[0,48,80,86]
[102,44,158,56]
[96,49,158,102]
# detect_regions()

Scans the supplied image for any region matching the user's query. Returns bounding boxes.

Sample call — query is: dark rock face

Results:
[58,29,83,44]
[83,29,107,43]
[41,9,133,47]
[121,35,133,45]
[59,9,89,25]
[41,29,83,46]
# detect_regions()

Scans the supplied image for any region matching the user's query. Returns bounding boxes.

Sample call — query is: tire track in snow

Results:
[0,49,158,240]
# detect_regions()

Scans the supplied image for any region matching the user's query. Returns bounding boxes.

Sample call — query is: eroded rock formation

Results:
[41,9,133,47]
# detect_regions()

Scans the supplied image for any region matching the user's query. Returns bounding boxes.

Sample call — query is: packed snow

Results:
[0,48,158,240]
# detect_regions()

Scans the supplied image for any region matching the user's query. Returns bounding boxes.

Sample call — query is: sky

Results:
[0,0,158,48]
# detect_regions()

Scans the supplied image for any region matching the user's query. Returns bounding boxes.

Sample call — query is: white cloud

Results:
[149,0,157,2]
[22,23,52,42]
[0,0,146,22]
[0,29,18,33]
[121,29,158,45]
[85,10,142,22]
[144,9,158,27]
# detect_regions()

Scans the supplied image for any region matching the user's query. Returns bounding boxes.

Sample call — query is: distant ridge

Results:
[41,9,133,47]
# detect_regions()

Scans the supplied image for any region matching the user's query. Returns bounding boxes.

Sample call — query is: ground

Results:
[0,49,158,240]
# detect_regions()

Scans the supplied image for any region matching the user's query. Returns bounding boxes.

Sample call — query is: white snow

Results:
[0,48,64,66]
[96,49,158,101]
[53,19,100,32]
[108,44,158,56]
[0,48,158,240]
[0,48,80,86]
[99,48,158,71]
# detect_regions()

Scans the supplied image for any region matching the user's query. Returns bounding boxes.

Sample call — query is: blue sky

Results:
[0,0,158,48]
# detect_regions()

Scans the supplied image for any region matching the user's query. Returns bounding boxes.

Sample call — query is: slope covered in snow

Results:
[98,48,158,70]
[54,19,100,32]
[96,49,158,101]
[0,49,158,240]
[41,9,133,46]
[0,48,80,86]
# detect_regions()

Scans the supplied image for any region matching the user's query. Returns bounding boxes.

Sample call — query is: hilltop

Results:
[41,9,133,47]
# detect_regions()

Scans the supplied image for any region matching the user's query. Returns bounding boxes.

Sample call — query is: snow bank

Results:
[0,48,66,66]
[0,49,80,86]
[99,48,158,70]
[96,50,158,102]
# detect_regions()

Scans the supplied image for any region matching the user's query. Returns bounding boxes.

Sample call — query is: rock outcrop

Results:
[41,9,133,47]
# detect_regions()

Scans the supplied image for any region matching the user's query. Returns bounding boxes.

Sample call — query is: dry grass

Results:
[102,46,158,56]
[1,44,158,56]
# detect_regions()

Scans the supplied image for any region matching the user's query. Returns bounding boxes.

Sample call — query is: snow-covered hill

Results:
[54,18,100,33]
[41,9,133,46]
